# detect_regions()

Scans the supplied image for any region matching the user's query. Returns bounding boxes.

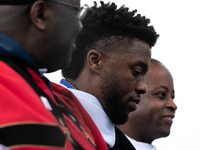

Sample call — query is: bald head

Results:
[146,59,173,88]
[0,0,81,72]
[0,5,30,32]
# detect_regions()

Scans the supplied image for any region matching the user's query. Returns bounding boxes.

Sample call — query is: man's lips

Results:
[162,113,175,124]
[126,96,141,112]
[132,97,140,104]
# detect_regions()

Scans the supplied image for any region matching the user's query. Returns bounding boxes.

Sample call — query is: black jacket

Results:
[109,127,136,150]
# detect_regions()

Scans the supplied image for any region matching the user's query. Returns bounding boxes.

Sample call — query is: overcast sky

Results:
[45,1,200,149]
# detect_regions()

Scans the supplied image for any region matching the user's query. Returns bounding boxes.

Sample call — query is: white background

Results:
[45,0,200,149]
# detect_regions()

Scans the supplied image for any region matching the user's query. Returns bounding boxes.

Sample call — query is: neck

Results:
[65,78,79,90]
[117,124,154,144]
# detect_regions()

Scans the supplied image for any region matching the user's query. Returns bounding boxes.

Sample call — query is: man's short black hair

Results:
[62,1,159,80]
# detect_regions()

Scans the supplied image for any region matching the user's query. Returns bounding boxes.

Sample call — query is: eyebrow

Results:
[155,86,175,93]
[156,86,168,91]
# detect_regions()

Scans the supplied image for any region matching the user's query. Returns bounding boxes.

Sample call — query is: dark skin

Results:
[0,0,81,72]
[68,39,151,125]
[117,61,177,144]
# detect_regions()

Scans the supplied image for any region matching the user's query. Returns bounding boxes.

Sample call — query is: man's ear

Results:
[87,50,103,75]
[30,1,48,30]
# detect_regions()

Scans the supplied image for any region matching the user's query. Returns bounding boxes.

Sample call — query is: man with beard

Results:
[60,1,159,149]
[117,59,177,150]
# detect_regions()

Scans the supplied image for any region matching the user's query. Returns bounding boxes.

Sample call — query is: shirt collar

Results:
[125,135,157,150]
[60,79,76,89]
[60,79,116,148]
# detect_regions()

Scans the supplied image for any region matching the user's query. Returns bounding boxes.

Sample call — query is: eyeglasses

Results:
[47,0,88,20]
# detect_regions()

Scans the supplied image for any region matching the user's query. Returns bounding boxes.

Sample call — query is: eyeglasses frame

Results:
[47,0,88,20]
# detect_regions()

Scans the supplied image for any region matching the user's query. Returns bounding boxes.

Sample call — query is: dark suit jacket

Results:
[109,127,136,150]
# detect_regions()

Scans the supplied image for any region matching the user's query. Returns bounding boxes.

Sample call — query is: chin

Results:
[158,129,171,138]
[110,113,129,125]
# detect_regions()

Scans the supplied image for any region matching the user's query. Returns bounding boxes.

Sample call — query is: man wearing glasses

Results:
[0,0,107,150]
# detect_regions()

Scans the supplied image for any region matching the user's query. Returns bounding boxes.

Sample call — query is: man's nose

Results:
[166,98,177,112]
[135,79,147,94]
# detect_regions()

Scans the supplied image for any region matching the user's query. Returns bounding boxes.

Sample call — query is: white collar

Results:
[125,135,157,150]
[0,144,10,150]
[60,82,115,148]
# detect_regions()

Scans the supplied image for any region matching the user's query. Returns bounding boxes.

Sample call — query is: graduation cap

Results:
[0,0,42,5]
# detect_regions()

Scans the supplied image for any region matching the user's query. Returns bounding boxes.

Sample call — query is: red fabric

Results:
[0,61,57,125]
[27,68,56,102]
[53,83,108,150]
[0,61,107,150]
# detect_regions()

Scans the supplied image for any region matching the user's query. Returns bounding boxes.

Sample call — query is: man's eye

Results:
[156,92,166,99]
[132,69,141,77]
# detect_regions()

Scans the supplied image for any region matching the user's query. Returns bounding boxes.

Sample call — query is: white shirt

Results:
[125,135,157,150]
[0,144,10,150]
[60,80,116,148]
